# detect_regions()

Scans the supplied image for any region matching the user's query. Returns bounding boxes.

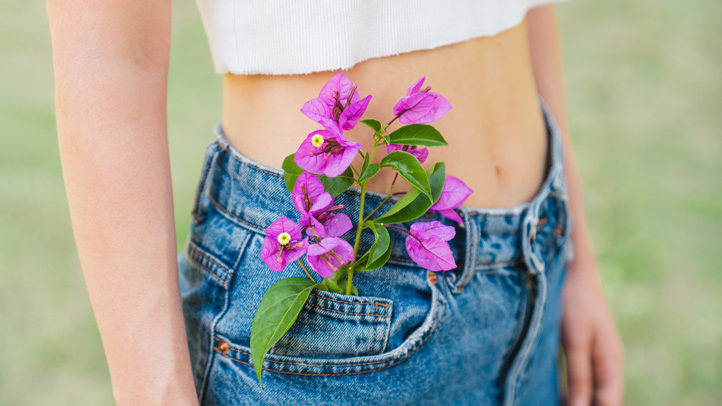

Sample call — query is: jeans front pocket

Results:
[270,289,393,358]
[210,244,443,379]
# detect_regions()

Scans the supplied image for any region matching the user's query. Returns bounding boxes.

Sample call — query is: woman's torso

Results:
[220,19,546,209]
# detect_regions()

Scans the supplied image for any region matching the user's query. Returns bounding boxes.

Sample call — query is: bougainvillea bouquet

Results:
[250,73,473,386]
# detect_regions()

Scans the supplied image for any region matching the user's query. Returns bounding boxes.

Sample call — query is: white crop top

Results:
[195,0,567,75]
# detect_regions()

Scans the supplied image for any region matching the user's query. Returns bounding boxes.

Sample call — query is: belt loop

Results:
[522,201,545,275]
[450,207,477,293]
[192,141,222,223]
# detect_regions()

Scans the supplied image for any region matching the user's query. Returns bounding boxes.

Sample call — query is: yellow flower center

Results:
[277,232,291,245]
[311,134,324,148]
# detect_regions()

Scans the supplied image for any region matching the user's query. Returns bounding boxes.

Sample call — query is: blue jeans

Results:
[178,98,574,405]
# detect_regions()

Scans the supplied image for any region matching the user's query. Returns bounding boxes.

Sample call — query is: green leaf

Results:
[359,119,382,133]
[355,241,392,271]
[380,151,432,201]
[358,152,381,183]
[364,241,392,271]
[316,167,354,197]
[282,154,304,192]
[386,124,448,147]
[373,162,446,224]
[321,277,344,294]
[353,223,392,272]
[367,223,390,264]
[321,265,349,294]
[250,278,325,387]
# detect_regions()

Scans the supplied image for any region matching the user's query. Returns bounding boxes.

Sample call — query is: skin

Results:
[46,1,623,404]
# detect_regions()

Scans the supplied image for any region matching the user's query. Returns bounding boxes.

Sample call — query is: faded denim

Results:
[178,97,574,405]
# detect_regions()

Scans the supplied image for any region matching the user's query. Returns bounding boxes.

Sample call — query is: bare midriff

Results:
[221,19,546,209]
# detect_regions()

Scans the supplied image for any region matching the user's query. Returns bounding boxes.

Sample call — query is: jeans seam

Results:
[503,272,548,406]
[197,229,251,404]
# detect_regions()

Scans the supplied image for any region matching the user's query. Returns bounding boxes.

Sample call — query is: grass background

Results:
[1,0,720,404]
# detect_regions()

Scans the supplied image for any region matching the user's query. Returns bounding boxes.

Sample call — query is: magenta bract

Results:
[260,217,308,272]
[300,72,372,132]
[292,172,333,228]
[405,221,456,271]
[392,77,452,125]
[307,237,354,278]
[291,173,352,238]
[294,129,361,177]
[428,176,474,223]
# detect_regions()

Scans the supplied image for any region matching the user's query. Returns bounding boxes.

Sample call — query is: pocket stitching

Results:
[212,280,444,376]
[309,291,391,309]
[304,301,390,319]
[214,319,439,377]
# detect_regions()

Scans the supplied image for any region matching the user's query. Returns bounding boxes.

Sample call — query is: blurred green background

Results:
[1,0,720,404]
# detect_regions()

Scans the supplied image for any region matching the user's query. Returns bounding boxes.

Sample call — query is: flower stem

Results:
[387,115,400,127]
[380,224,411,235]
[363,172,399,222]
[348,138,380,295]
[297,260,316,283]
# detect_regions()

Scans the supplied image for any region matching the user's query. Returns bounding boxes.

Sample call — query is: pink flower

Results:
[260,217,308,272]
[392,77,452,125]
[428,176,474,223]
[292,172,352,237]
[294,129,361,177]
[301,72,372,132]
[386,144,429,164]
[405,221,456,271]
[306,237,354,278]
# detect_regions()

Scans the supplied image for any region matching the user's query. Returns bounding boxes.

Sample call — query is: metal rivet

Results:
[216,339,229,354]
[538,217,548,227]
[428,272,438,284]
[555,225,564,237]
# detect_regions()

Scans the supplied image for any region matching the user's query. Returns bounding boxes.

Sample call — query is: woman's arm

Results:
[526,5,624,406]
[47,1,198,405]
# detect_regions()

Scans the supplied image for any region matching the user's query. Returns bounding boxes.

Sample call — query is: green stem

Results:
[348,138,380,295]
[363,172,399,222]
[297,260,316,283]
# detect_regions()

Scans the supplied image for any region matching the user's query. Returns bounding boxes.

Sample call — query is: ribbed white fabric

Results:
[195,0,568,75]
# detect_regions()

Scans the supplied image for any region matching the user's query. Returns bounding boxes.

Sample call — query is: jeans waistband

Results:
[197,96,571,276]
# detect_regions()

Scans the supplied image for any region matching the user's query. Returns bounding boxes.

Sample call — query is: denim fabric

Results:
[178,97,574,406]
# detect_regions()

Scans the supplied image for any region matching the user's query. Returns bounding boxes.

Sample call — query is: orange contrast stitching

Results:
[309,292,390,309]
[306,302,389,318]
